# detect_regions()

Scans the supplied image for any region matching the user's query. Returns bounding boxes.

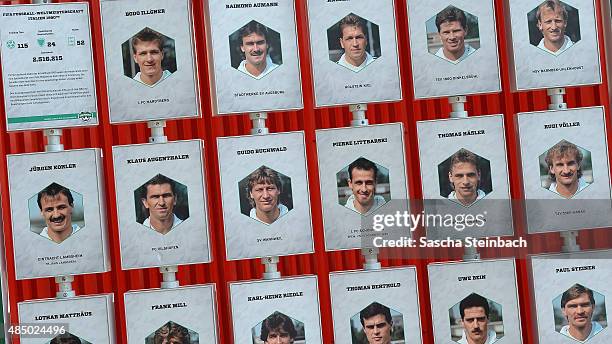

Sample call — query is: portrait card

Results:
[0,2,98,131]
[100,0,199,123]
[517,107,612,233]
[315,123,409,251]
[18,294,115,344]
[112,140,211,269]
[217,132,313,260]
[329,267,423,344]
[306,0,402,107]
[530,250,611,344]
[406,0,501,98]
[205,0,303,114]
[417,115,513,240]
[505,0,601,91]
[7,149,109,280]
[230,276,322,344]
[428,259,522,344]
[125,284,218,344]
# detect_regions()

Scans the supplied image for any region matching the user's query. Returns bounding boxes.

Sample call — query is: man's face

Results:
[339,25,367,64]
[439,20,467,55]
[250,182,280,213]
[40,193,73,234]
[362,314,392,344]
[449,162,480,202]
[562,294,594,330]
[142,183,176,221]
[461,307,489,343]
[264,328,294,344]
[549,152,580,187]
[348,168,377,210]
[537,7,567,46]
[133,40,164,78]
[241,32,268,67]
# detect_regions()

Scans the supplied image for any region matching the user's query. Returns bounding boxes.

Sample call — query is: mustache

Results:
[250,50,264,56]
[50,215,66,222]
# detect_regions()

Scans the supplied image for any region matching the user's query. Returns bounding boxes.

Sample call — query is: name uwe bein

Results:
[457,275,486,282]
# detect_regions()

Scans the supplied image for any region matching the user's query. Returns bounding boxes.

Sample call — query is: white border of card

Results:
[604,0,612,104]
[100,0,199,123]
[205,0,303,115]
[330,267,423,344]
[315,123,410,251]
[7,149,109,280]
[0,2,98,131]
[417,115,514,240]
[530,250,612,344]
[517,106,612,233]
[406,0,501,98]
[217,132,314,260]
[230,276,322,344]
[18,294,115,344]
[306,0,402,107]
[505,0,602,91]
[125,284,218,344]
[112,140,211,269]
[428,259,523,344]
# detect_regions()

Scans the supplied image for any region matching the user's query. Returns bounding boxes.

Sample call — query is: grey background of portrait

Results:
[531,251,612,344]
[112,140,211,269]
[18,294,115,344]
[406,0,501,98]
[8,149,107,280]
[507,0,601,90]
[230,277,322,344]
[101,0,198,123]
[206,0,302,114]
[517,107,612,234]
[28,187,85,234]
[307,0,401,106]
[125,285,217,344]
[329,267,422,344]
[217,132,313,260]
[428,259,523,344]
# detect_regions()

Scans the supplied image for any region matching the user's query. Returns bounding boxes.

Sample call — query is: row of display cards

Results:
[0,0,606,129]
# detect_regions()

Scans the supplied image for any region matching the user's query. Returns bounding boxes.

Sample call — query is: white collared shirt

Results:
[457,329,498,344]
[435,44,476,64]
[40,224,81,243]
[448,189,486,206]
[133,69,172,87]
[537,35,574,55]
[548,177,590,198]
[238,55,279,79]
[143,214,183,233]
[250,203,289,224]
[337,51,375,72]
[344,194,386,215]
[560,321,604,342]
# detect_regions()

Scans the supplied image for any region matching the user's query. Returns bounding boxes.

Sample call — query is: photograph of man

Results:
[139,174,185,235]
[534,0,575,55]
[257,312,298,344]
[343,158,387,215]
[543,140,592,198]
[336,14,375,72]
[129,28,172,87]
[244,166,290,225]
[358,302,393,344]
[49,332,86,344]
[235,21,280,79]
[457,294,498,344]
[446,149,486,207]
[36,183,80,244]
[434,6,476,64]
[559,284,605,342]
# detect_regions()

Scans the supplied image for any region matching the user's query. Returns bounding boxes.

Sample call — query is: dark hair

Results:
[359,302,392,326]
[459,293,490,319]
[142,174,177,199]
[348,157,378,181]
[131,27,164,53]
[338,14,366,38]
[153,322,190,344]
[435,6,467,32]
[239,20,269,43]
[536,0,568,22]
[545,140,583,181]
[449,149,480,173]
[37,183,74,210]
[260,312,297,342]
[50,333,82,344]
[561,283,595,308]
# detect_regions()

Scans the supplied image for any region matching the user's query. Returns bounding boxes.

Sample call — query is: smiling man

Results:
[545,140,590,198]
[246,166,289,224]
[237,21,279,79]
[337,14,375,72]
[260,312,297,344]
[37,183,80,244]
[536,0,574,55]
[344,158,386,215]
[435,6,476,64]
[131,28,171,86]
[359,302,393,344]
[458,294,498,344]
[560,284,604,342]
[141,174,183,235]
[447,149,486,207]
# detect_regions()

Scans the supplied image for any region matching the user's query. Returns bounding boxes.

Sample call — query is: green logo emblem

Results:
[37,38,45,47]
[6,40,15,49]
[78,112,93,122]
